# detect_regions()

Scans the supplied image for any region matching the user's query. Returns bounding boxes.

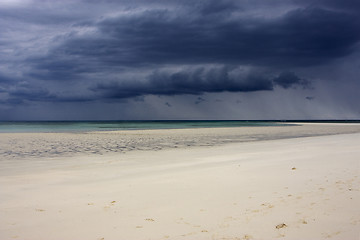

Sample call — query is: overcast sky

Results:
[0,0,359,120]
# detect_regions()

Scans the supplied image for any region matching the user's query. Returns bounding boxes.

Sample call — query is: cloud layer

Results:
[0,0,359,119]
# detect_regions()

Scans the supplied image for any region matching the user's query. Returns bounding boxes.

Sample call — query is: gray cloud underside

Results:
[1,0,360,104]
[3,67,307,104]
[34,5,360,72]
[92,67,308,100]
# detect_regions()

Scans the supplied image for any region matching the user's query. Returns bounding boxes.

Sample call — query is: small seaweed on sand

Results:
[276,223,287,229]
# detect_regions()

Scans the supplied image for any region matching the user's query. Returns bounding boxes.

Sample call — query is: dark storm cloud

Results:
[273,72,310,89]
[296,0,360,12]
[0,7,81,25]
[3,86,56,105]
[195,97,206,105]
[0,73,14,86]
[2,83,95,105]
[1,0,360,120]
[20,0,360,104]
[28,58,91,81]
[306,96,315,101]
[197,0,238,16]
[91,66,275,99]
[90,67,306,99]
[17,1,358,104]
[9,88,52,101]
[34,3,360,78]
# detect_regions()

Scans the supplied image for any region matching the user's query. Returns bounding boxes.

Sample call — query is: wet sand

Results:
[0,123,359,239]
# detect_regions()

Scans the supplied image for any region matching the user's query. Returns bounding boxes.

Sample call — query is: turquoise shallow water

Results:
[1,120,358,133]
[0,120,286,133]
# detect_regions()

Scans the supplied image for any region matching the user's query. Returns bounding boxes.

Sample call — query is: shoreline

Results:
[1,123,360,161]
[1,120,359,134]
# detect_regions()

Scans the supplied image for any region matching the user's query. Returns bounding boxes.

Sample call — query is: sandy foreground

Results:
[0,123,359,240]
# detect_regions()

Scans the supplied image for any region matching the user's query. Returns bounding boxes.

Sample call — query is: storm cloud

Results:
[91,67,310,99]
[273,72,310,89]
[0,0,359,119]
[31,3,360,73]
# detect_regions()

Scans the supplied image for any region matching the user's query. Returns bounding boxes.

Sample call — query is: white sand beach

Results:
[0,123,359,240]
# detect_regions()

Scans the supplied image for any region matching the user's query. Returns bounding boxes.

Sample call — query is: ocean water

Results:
[0,120,287,133]
[1,120,358,133]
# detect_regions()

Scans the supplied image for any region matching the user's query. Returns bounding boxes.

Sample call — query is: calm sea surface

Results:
[0,121,288,133]
[0,120,358,133]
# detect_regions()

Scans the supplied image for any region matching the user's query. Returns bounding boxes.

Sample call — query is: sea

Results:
[0,120,358,133]
[0,120,283,133]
